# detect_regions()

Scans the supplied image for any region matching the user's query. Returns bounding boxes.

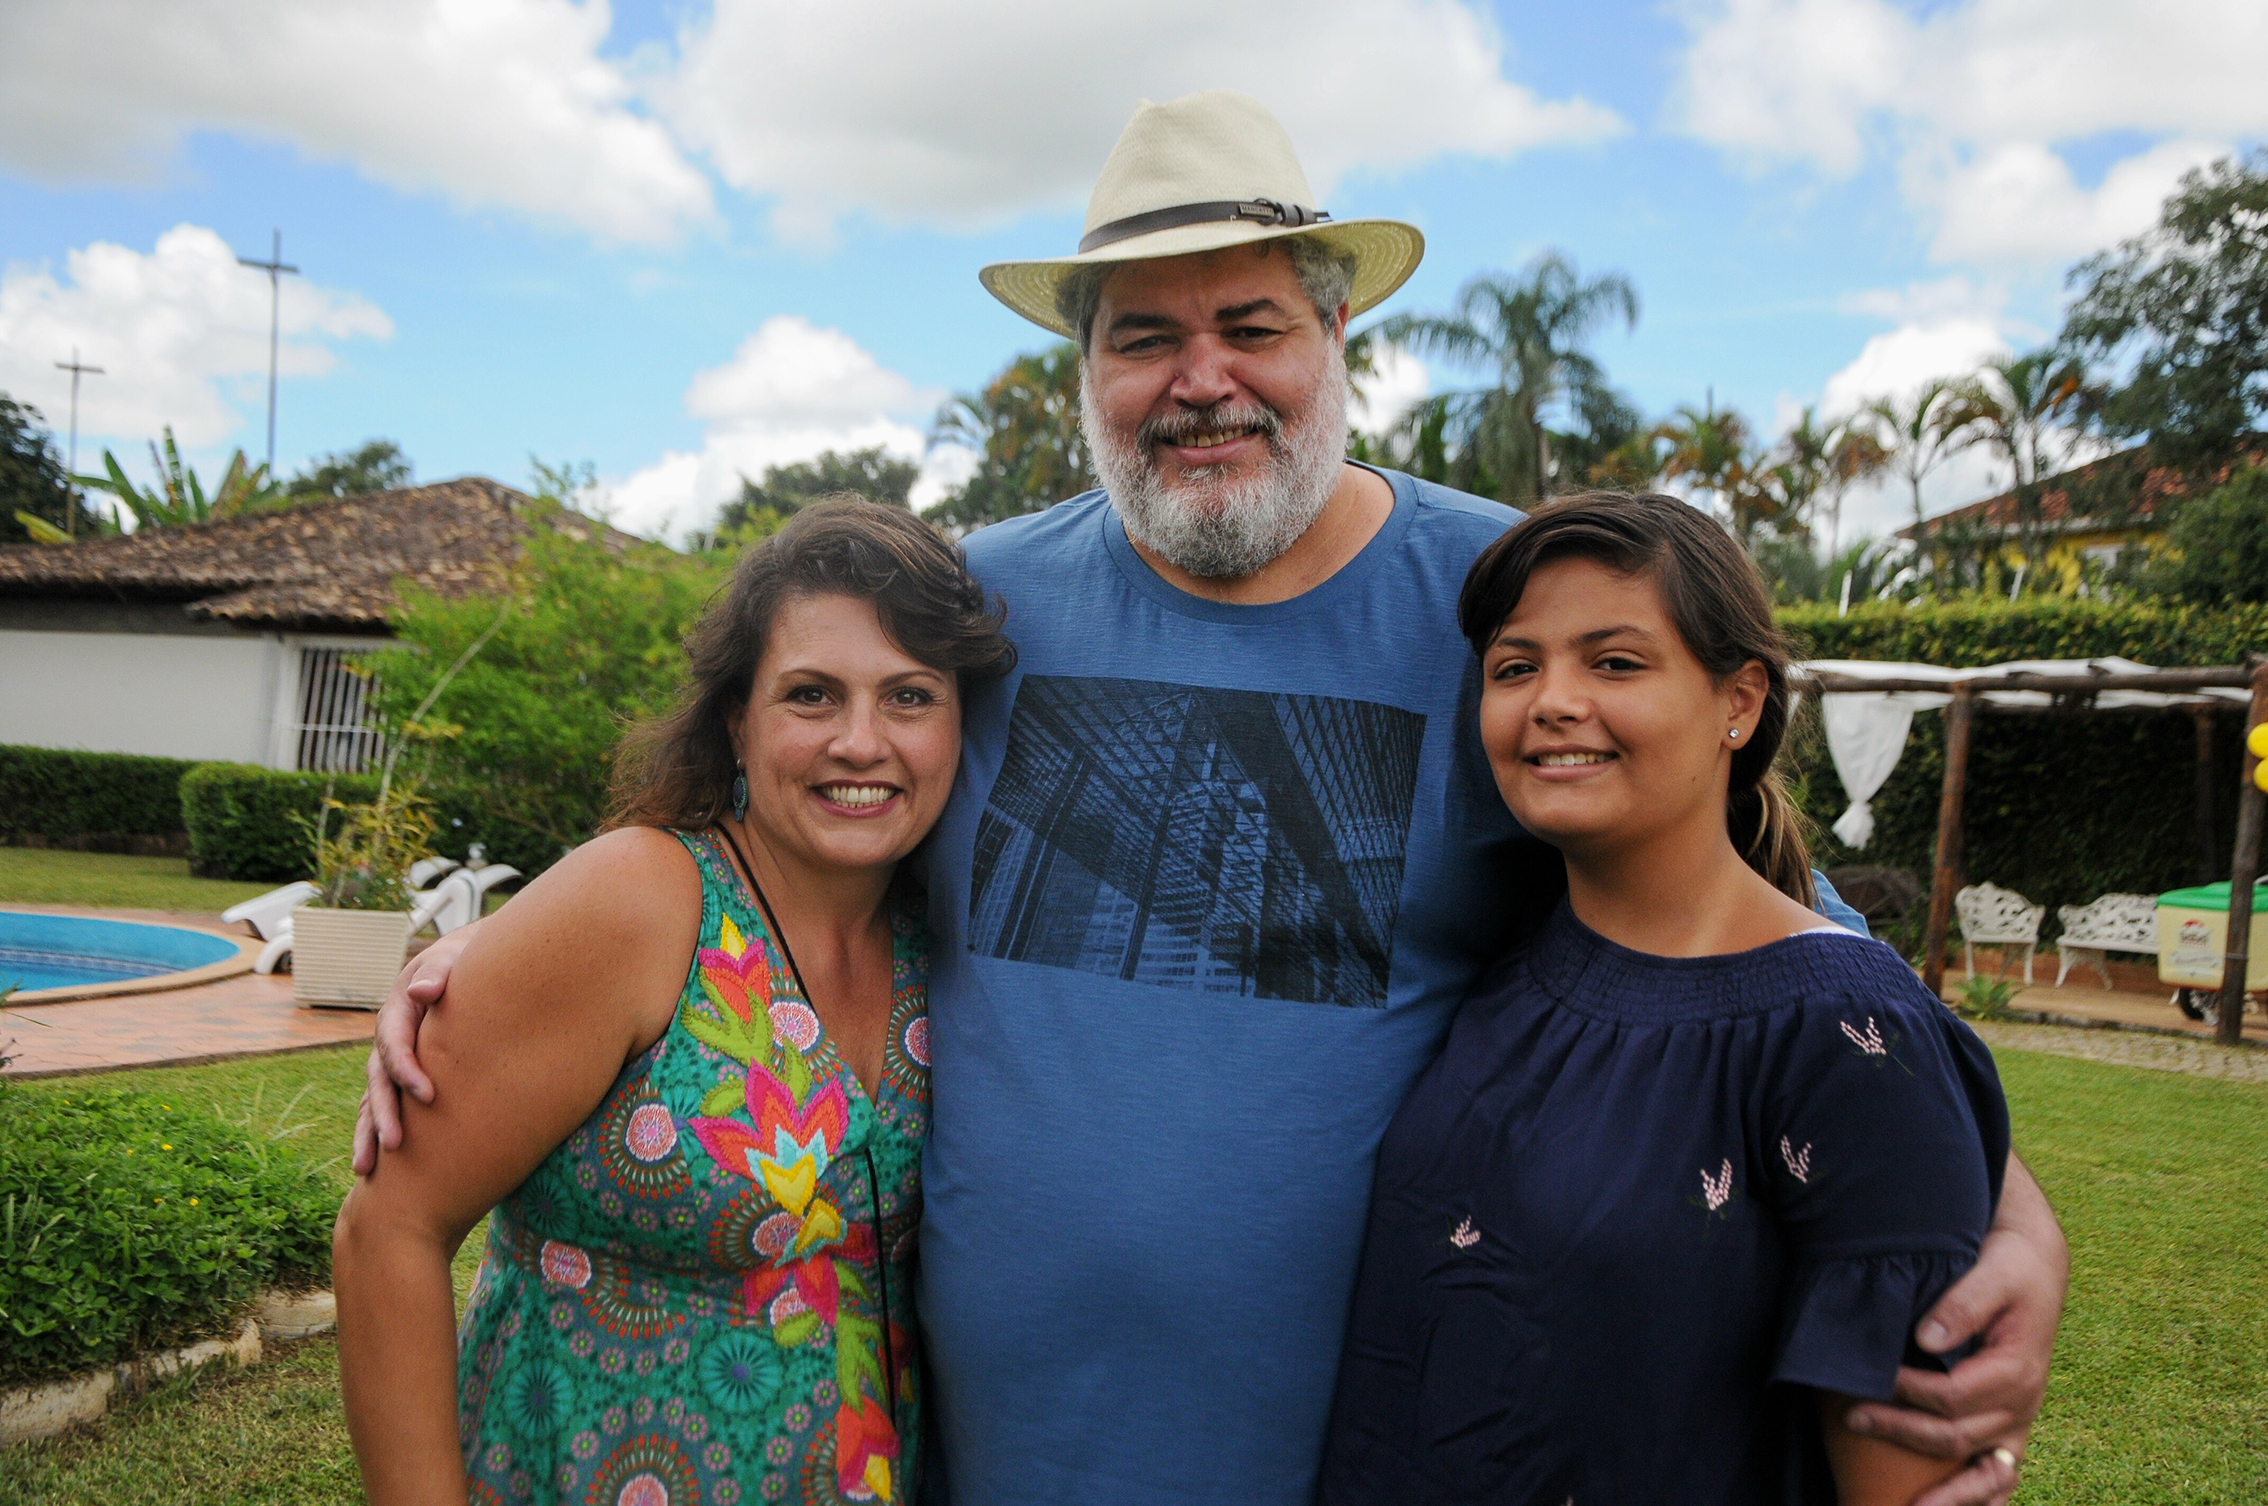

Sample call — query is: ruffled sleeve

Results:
[1772,1250,1981,1399]
[1760,940,2013,1401]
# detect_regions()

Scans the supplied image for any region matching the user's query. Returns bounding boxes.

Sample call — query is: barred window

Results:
[295,647,383,772]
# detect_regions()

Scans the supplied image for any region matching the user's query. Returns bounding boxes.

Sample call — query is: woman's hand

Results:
[1840,1152,2064,1506]
[351,926,477,1176]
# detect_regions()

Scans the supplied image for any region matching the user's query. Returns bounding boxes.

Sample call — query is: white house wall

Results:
[0,628,287,764]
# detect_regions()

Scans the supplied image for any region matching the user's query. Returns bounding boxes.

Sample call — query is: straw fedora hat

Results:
[980,91,1425,338]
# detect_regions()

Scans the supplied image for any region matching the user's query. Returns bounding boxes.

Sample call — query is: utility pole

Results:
[52,347,105,538]
[235,229,299,474]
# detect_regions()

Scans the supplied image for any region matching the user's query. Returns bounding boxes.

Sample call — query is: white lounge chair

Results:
[406,856,461,890]
[1955,882,2046,985]
[2054,893,2159,989]
[222,880,320,941]
[411,862,523,937]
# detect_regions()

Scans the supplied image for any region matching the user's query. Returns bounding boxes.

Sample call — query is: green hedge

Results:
[0,1086,335,1384]
[180,763,378,881]
[0,745,196,846]
[1778,599,2268,947]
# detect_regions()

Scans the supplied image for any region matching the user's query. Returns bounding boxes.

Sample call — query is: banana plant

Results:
[75,427,286,529]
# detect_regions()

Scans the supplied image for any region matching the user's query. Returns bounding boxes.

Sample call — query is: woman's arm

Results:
[1841,1151,2061,1506]
[333,829,698,1506]
[1821,1391,1965,1506]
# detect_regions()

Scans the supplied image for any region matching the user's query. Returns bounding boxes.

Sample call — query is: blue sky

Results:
[2,0,2260,543]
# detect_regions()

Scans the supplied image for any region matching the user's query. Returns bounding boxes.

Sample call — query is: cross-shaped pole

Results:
[235,229,300,474]
[52,347,105,538]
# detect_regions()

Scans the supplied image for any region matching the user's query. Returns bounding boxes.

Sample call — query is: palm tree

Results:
[1865,380,1980,530]
[1947,351,2094,582]
[924,343,1094,534]
[1656,401,1757,529]
[1767,407,1887,554]
[1374,252,1639,506]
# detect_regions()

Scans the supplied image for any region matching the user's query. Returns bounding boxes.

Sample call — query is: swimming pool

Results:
[0,912,242,995]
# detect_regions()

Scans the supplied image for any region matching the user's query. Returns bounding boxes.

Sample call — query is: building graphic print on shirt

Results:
[968,674,1425,1006]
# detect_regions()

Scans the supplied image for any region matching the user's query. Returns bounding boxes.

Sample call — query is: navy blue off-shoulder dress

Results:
[1319,900,2010,1506]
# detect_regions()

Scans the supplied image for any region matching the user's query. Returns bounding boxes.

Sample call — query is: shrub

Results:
[0,1087,336,1384]
[367,523,725,876]
[2142,464,2268,606]
[180,763,377,881]
[0,745,196,847]
[1778,597,2268,949]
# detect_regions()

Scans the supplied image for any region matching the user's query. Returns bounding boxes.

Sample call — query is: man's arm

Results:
[1842,1151,2064,1506]
[350,923,481,1176]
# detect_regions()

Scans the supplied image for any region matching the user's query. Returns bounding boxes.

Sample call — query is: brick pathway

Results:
[2,971,374,1077]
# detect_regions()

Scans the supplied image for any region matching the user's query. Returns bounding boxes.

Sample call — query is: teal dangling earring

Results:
[730,768,749,822]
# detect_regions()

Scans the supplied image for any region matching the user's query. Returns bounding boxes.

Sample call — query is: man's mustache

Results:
[1137,402,1285,453]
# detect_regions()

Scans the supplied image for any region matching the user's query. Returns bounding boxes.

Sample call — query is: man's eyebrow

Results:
[1105,311,1177,337]
[1215,297,1290,323]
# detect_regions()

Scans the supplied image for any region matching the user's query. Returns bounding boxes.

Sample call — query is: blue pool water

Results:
[0,913,239,994]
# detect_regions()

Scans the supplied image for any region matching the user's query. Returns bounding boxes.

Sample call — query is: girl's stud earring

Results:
[731,771,749,821]
[1728,728,1741,740]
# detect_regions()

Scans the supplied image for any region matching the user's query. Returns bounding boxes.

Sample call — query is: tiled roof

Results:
[0,478,624,631]
[1901,445,2263,541]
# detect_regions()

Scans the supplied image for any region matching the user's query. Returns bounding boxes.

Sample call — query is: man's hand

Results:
[350,923,479,1176]
[1844,1155,2065,1506]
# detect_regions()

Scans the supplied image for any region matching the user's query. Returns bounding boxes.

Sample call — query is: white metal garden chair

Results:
[1955,882,2046,985]
[2054,893,2159,989]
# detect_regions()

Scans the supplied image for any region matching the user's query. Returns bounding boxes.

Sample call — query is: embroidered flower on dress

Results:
[1779,1137,1812,1183]
[539,1240,593,1290]
[769,1001,821,1053]
[1700,1160,1734,1211]
[1841,1017,1886,1055]
[1450,1216,1480,1249]
[624,1103,678,1163]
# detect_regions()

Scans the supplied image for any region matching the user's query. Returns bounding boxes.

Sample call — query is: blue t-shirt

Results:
[1320,903,2008,1504]
[915,469,1870,1504]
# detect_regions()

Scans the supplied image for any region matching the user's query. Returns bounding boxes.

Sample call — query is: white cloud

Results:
[0,224,393,452]
[1670,0,2268,264]
[663,0,1622,242]
[0,0,712,245]
[603,316,948,541]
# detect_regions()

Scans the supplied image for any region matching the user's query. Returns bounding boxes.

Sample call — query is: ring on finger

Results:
[1988,1445,2018,1471]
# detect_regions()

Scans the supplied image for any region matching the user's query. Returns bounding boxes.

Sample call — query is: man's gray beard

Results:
[1083,354,1349,579]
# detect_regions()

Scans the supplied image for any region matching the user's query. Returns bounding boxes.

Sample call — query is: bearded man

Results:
[359,92,2062,1506]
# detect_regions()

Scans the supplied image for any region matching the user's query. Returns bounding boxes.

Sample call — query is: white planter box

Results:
[292,907,413,1008]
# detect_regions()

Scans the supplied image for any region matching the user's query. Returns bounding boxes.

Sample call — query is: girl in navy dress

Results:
[1321,493,2017,1505]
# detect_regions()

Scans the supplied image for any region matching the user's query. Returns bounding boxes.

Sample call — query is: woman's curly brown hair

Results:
[606,497,1015,833]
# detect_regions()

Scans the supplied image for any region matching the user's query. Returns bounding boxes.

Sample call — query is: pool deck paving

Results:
[3,906,377,1078]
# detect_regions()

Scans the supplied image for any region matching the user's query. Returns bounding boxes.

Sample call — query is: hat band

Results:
[1077,197,1331,255]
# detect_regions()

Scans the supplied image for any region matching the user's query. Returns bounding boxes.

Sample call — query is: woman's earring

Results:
[731,770,749,821]
[1728,728,1741,741]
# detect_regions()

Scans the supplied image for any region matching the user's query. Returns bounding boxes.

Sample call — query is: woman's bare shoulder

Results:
[448,827,703,1043]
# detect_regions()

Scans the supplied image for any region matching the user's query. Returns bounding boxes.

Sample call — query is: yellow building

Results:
[1897,447,2256,595]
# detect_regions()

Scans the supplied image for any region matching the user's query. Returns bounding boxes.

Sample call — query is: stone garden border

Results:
[0,1288,335,1448]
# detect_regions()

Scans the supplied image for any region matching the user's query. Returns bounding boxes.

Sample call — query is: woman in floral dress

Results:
[336,501,1014,1506]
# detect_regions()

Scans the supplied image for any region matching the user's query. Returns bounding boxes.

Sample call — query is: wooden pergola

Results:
[1793,659,2268,1047]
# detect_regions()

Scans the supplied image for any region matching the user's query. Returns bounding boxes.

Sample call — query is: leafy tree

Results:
[1,395,104,543]
[721,446,918,535]
[924,343,1095,532]
[1865,379,1979,530]
[2140,463,2268,605]
[1374,252,1640,507]
[367,526,725,874]
[528,455,599,509]
[286,438,412,500]
[76,427,283,530]
[2060,151,2268,476]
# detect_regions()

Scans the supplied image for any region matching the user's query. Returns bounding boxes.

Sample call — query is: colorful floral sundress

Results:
[457,828,929,1505]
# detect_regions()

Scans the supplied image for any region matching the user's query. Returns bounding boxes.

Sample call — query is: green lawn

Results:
[0,847,273,913]
[3,1038,2262,1503]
